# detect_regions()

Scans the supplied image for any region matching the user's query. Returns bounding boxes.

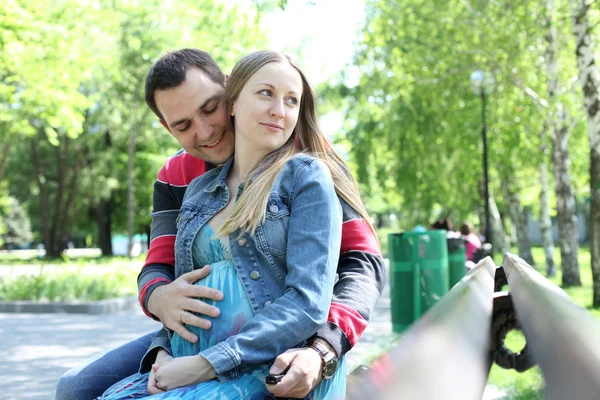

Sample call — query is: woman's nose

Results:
[270,99,285,118]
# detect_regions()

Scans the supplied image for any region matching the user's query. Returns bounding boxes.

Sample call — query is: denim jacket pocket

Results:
[176,204,201,230]
[257,195,289,258]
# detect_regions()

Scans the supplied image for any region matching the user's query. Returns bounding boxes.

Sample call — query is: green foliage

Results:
[0,0,269,250]
[0,270,136,301]
[323,0,591,228]
[0,195,33,249]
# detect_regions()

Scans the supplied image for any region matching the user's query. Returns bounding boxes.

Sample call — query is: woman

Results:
[98,50,374,399]
[460,221,482,262]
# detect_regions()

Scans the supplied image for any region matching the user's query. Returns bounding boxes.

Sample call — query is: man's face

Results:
[155,68,234,164]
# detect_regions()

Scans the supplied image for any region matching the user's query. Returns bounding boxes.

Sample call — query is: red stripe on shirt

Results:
[158,152,207,187]
[327,302,368,347]
[341,219,382,256]
[144,235,176,267]
[139,277,172,317]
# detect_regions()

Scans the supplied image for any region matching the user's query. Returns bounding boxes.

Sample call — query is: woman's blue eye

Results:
[287,97,299,105]
[259,89,273,96]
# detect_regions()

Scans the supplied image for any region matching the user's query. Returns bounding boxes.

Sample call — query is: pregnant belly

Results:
[171,261,255,357]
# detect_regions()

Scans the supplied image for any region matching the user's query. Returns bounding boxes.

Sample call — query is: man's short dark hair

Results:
[144,48,225,119]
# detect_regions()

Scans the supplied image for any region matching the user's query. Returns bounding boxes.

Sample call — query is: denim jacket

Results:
[141,154,342,381]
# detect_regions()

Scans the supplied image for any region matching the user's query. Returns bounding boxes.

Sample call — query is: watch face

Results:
[324,358,338,378]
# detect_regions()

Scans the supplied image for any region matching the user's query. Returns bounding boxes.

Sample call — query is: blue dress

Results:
[97,224,346,399]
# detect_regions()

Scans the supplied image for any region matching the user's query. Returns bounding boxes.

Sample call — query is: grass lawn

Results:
[0,252,143,301]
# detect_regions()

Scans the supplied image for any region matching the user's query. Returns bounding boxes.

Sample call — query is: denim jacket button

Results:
[238,238,247,247]
[269,204,279,213]
[250,271,260,280]
[264,301,272,307]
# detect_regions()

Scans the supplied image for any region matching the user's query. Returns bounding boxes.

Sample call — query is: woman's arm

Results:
[201,158,342,380]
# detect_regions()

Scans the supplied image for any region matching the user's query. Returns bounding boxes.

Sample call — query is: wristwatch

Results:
[306,338,339,380]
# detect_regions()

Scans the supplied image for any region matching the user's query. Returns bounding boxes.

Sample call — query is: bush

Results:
[0,270,136,302]
[0,196,33,250]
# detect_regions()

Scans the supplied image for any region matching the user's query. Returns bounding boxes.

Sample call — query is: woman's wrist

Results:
[195,354,217,380]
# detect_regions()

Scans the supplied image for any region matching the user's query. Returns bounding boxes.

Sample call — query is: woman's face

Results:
[231,61,303,158]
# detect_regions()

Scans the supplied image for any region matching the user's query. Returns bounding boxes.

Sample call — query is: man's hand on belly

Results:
[147,265,224,343]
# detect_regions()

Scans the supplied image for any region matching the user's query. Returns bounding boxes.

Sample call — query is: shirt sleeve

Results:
[312,199,386,358]
[137,174,179,318]
[139,327,172,373]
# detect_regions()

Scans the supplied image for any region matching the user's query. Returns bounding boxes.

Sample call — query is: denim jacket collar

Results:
[204,156,234,193]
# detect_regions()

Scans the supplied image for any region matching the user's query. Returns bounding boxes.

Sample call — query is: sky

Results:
[262,0,367,136]
[263,0,366,85]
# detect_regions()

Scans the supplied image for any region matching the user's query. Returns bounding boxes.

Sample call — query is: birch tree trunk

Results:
[570,0,600,304]
[502,179,535,265]
[490,193,510,257]
[127,122,139,259]
[540,161,556,277]
[545,0,581,286]
[541,0,558,277]
[552,109,582,286]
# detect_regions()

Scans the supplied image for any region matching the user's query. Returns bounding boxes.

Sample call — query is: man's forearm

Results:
[138,263,175,318]
[324,251,385,357]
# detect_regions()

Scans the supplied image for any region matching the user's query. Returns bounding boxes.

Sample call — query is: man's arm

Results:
[138,151,221,342]
[137,178,179,319]
[312,199,385,357]
[309,199,385,356]
[267,199,385,398]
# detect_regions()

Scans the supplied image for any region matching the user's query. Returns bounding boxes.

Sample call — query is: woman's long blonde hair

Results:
[218,50,374,239]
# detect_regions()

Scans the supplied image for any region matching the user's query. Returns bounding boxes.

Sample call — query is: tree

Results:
[326,0,556,234]
[569,0,600,304]
[1,0,269,257]
[542,0,582,286]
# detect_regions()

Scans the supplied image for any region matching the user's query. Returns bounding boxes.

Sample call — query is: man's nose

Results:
[194,118,213,141]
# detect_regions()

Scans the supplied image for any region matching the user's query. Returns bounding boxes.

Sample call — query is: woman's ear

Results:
[230,102,235,116]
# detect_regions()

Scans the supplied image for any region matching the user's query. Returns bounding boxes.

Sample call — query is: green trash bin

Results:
[388,230,449,333]
[447,237,467,288]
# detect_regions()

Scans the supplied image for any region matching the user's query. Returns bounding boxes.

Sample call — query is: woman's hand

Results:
[147,349,173,394]
[152,354,216,391]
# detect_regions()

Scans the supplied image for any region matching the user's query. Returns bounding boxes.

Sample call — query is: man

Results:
[56,49,385,399]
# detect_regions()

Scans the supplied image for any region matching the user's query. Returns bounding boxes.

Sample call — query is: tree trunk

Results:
[489,193,510,257]
[570,0,600,304]
[30,138,56,257]
[591,148,600,307]
[51,135,68,254]
[95,198,113,256]
[57,145,82,248]
[541,0,558,277]
[552,115,581,286]
[0,141,11,182]
[540,161,556,277]
[502,179,535,265]
[544,0,581,287]
[127,121,141,258]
